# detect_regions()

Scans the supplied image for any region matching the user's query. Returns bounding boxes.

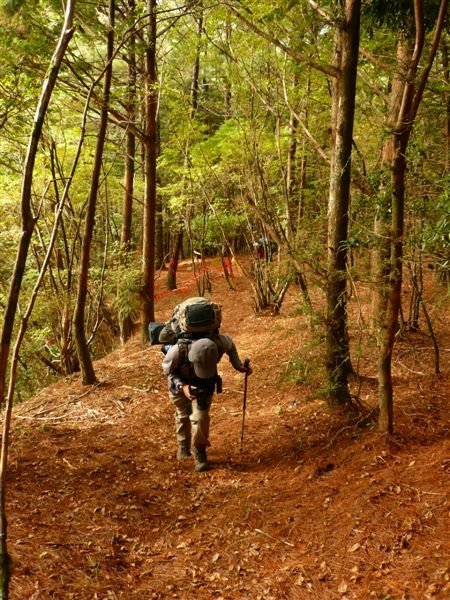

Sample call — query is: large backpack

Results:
[175,297,221,335]
[150,297,222,345]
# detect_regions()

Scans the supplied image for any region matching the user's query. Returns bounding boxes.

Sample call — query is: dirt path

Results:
[8,260,449,599]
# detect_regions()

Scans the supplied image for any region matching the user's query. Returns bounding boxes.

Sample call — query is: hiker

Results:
[221,244,233,278]
[256,238,266,259]
[256,236,277,260]
[162,335,252,473]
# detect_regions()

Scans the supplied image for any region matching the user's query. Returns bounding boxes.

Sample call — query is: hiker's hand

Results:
[182,384,195,400]
[240,365,252,375]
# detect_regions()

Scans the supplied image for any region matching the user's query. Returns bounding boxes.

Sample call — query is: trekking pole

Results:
[240,358,250,452]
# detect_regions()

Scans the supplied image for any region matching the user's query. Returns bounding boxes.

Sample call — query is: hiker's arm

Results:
[162,345,179,376]
[162,346,195,398]
[162,347,183,392]
[218,335,252,374]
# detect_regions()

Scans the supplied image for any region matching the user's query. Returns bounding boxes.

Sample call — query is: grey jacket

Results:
[162,334,244,394]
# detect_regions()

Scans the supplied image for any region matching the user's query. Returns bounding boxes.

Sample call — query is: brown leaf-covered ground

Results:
[8,259,449,599]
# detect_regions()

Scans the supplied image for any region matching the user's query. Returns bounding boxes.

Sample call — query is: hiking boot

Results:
[194,448,208,472]
[177,446,191,461]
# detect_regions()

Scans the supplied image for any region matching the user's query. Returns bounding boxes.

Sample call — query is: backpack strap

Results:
[177,339,192,371]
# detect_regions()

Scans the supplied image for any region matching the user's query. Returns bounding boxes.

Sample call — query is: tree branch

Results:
[220,1,339,78]
[410,0,449,120]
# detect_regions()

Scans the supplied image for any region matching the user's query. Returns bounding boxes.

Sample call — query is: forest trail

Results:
[8,259,449,599]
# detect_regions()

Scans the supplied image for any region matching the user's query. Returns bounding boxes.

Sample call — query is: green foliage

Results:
[190,209,245,252]
[421,184,450,280]
[0,0,25,14]
[284,347,328,398]
[362,0,443,32]
[285,353,313,386]
[108,246,142,324]
[284,318,326,389]
[0,204,21,293]
[112,267,141,324]
[14,322,59,403]
[243,0,299,23]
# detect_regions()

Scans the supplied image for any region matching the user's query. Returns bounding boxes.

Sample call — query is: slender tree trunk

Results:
[154,109,163,268]
[377,0,448,432]
[47,145,79,373]
[295,72,311,301]
[167,229,183,290]
[289,69,311,234]
[121,126,135,254]
[141,0,158,338]
[378,134,408,432]
[154,158,164,270]
[285,108,298,242]
[120,0,137,344]
[372,38,410,330]
[121,0,136,251]
[166,4,203,290]
[224,11,232,117]
[441,38,449,174]
[190,5,203,114]
[74,0,115,383]
[325,0,360,407]
[0,4,75,595]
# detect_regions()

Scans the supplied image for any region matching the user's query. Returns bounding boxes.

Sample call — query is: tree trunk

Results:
[167,229,183,290]
[441,38,449,174]
[166,4,203,290]
[285,109,298,242]
[372,38,409,332]
[154,115,163,270]
[154,176,164,270]
[141,0,158,339]
[120,0,137,344]
[224,11,232,117]
[74,0,115,383]
[378,135,407,433]
[377,0,448,433]
[190,5,203,114]
[325,0,360,407]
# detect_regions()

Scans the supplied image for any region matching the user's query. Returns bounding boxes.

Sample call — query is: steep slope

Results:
[8,260,449,599]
